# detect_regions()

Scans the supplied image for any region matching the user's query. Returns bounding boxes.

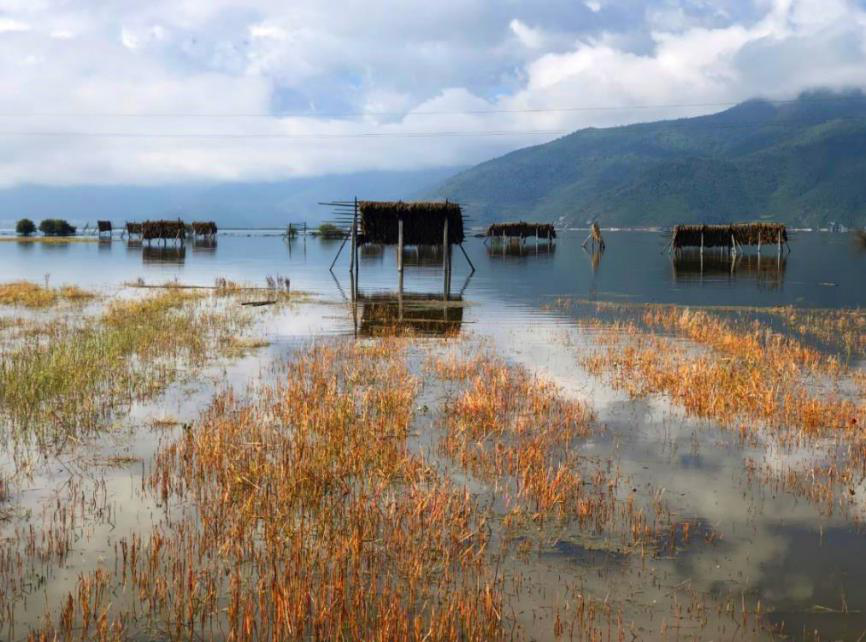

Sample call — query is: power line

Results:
[1,113,864,140]
[0,94,863,120]
[0,129,569,139]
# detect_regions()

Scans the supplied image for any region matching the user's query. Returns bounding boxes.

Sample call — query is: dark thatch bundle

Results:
[97,220,112,233]
[126,222,142,235]
[142,220,186,242]
[191,221,218,237]
[358,293,463,337]
[486,222,556,239]
[358,201,464,245]
[671,223,787,249]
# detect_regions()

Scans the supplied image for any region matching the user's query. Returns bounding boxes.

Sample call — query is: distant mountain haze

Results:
[428,90,866,229]
[0,168,463,230]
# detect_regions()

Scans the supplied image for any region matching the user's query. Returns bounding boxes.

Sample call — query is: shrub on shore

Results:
[15,218,36,236]
[38,219,76,236]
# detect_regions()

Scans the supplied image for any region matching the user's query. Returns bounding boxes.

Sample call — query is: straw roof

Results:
[486,222,556,239]
[358,201,464,245]
[191,221,218,236]
[142,220,186,241]
[671,223,787,249]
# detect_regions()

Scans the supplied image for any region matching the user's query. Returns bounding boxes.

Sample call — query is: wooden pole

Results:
[458,244,475,274]
[443,216,449,273]
[350,199,357,276]
[397,217,404,272]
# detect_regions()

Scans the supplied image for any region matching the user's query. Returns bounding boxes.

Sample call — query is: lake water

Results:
[2,229,866,640]
[2,230,864,310]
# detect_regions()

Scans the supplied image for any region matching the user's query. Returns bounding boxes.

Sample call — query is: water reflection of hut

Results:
[673,253,787,287]
[191,238,217,253]
[356,292,463,337]
[669,223,789,255]
[487,239,555,258]
[142,245,186,264]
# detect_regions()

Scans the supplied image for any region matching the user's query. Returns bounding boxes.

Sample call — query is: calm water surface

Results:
[2,230,864,310]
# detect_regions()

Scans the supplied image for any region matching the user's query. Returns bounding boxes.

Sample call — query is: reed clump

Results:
[28,339,504,641]
[429,348,677,552]
[0,289,248,446]
[0,281,95,308]
[582,308,863,434]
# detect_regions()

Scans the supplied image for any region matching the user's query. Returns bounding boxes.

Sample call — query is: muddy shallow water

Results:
[1,231,865,640]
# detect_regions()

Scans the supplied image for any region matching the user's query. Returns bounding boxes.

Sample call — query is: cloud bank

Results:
[0,0,865,186]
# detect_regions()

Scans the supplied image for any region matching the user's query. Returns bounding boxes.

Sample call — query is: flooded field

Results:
[1,230,865,640]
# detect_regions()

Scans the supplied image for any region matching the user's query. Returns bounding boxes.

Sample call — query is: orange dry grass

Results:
[583,308,863,435]
[28,339,503,641]
[0,281,95,308]
[432,350,669,549]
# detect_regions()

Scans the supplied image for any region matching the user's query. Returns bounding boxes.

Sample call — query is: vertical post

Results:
[398,269,404,322]
[354,202,359,280]
[350,198,358,301]
[700,232,704,257]
[350,200,357,277]
[397,217,404,272]
[777,230,782,256]
[443,216,449,272]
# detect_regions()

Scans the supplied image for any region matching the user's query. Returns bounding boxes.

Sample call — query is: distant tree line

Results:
[15,218,77,236]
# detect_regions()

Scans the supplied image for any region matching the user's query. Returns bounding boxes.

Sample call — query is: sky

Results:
[1,0,866,187]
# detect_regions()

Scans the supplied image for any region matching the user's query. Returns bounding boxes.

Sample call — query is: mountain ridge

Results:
[427,90,866,228]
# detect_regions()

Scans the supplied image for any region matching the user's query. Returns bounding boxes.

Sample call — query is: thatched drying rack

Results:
[141,220,187,245]
[668,223,789,255]
[321,198,475,301]
[97,220,112,238]
[191,221,218,239]
[124,222,142,239]
[486,222,556,242]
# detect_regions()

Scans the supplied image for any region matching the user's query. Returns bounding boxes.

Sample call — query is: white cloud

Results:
[0,16,29,32]
[0,0,864,187]
[510,18,546,49]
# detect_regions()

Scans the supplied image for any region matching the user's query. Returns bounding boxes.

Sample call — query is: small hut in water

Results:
[486,222,556,242]
[323,199,474,299]
[97,220,112,238]
[191,221,218,240]
[142,220,186,245]
[125,222,142,240]
[669,223,789,255]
